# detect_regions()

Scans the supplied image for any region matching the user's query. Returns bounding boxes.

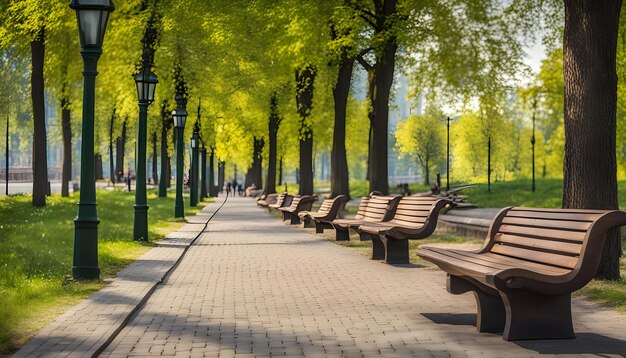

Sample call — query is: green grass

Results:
[0,189,209,354]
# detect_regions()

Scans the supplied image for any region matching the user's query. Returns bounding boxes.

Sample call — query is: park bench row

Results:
[256,191,626,341]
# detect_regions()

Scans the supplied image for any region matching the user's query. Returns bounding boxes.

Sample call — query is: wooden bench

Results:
[267,192,292,211]
[417,207,626,341]
[256,193,277,207]
[277,195,316,224]
[299,195,347,233]
[358,196,450,264]
[331,195,401,241]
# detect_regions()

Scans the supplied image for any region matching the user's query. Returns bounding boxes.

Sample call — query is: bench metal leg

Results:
[302,216,314,228]
[371,234,385,260]
[380,236,409,264]
[281,211,289,221]
[289,215,301,225]
[335,228,350,241]
[358,232,372,241]
[447,275,505,333]
[314,221,324,233]
[500,291,574,341]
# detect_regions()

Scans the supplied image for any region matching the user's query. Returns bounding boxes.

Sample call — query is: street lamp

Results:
[133,66,158,241]
[172,88,187,218]
[445,116,459,192]
[69,0,115,280]
[190,127,199,207]
[200,145,207,200]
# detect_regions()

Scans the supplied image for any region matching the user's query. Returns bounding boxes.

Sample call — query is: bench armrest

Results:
[487,268,575,296]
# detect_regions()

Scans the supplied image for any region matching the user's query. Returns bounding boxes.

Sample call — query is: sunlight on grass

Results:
[0,189,209,354]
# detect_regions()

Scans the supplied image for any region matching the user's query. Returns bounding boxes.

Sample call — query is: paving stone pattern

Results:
[99,197,626,357]
[14,199,224,358]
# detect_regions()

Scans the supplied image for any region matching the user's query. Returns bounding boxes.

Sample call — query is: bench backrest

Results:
[354,197,370,220]
[362,195,400,222]
[317,198,335,214]
[388,196,445,228]
[274,192,287,206]
[484,207,626,274]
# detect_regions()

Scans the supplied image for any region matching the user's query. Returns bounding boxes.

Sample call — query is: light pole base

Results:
[133,204,149,241]
[72,217,100,280]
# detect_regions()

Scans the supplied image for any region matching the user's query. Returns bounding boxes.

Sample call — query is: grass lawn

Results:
[0,188,208,354]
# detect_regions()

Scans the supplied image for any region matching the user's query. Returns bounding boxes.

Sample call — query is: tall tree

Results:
[295,66,316,195]
[264,93,280,194]
[562,0,622,280]
[30,27,47,206]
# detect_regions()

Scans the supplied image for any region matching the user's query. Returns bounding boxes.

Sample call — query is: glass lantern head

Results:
[69,0,115,49]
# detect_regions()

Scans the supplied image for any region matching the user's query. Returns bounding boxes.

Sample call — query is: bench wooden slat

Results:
[390,214,427,224]
[501,217,591,231]
[498,224,586,243]
[393,208,430,217]
[508,207,608,214]
[494,233,582,256]
[490,244,579,269]
[506,210,600,222]
[425,247,569,276]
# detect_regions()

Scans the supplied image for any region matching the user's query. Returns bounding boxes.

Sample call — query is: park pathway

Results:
[96,196,626,357]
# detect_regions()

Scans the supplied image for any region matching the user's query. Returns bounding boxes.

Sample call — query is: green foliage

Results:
[0,189,206,353]
[395,114,445,185]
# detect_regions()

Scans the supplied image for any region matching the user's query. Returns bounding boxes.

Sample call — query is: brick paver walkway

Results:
[95,197,626,357]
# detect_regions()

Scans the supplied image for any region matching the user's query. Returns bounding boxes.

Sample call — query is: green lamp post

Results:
[133,67,158,241]
[200,145,207,200]
[69,0,115,280]
[190,126,199,207]
[172,87,187,218]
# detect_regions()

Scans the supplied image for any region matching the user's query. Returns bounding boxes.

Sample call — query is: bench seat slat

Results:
[506,210,600,222]
[424,247,570,276]
[494,233,582,255]
[490,244,579,269]
[501,217,591,231]
[508,207,608,214]
[498,224,586,242]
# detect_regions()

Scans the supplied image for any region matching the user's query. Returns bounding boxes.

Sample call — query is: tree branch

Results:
[356,55,373,71]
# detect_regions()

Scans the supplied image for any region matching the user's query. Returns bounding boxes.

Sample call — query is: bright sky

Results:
[524,39,547,74]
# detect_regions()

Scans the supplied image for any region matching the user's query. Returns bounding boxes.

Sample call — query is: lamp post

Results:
[200,145,207,200]
[69,0,114,280]
[172,85,187,218]
[133,67,158,240]
[190,126,199,207]
[446,116,451,192]
[531,97,537,193]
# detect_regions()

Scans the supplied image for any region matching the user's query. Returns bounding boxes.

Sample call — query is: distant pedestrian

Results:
[226,182,232,195]
[126,169,132,192]
[238,184,243,196]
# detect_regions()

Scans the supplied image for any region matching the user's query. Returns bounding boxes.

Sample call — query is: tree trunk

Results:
[95,153,103,179]
[264,93,280,194]
[218,160,225,192]
[109,108,115,185]
[366,69,375,182]
[253,137,264,188]
[158,114,170,197]
[31,28,47,207]
[487,136,491,192]
[295,66,316,196]
[278,155,283,186]
[368,0,398,195]
[61,96,72,197]
[209,148,215,196]
[152,131,158,185]
[115,119,127,182]
[331,56,353,199]
[563,0,622,280]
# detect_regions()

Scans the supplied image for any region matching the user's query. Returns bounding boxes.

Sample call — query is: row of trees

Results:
[1,1,625,280]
